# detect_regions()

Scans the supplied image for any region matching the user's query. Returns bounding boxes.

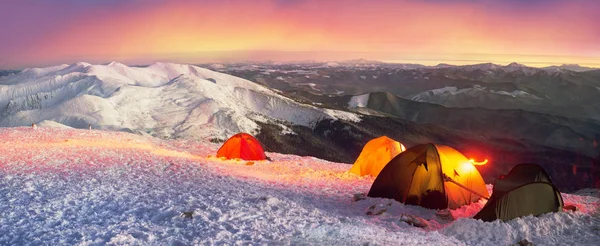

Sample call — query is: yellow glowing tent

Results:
[368,143,489,209]
[349,136,406,177]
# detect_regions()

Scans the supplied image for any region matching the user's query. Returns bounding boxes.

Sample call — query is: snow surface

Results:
[297,83,321,92]
[411,86,541,102]
[1,127,599,245]
[348,94,370,109]
[36,120,73,129]
[491,90,541,99]
[0,62,360,140]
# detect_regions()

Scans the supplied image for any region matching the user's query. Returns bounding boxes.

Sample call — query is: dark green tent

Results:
[474,163,564,222]
[367,143,489,209]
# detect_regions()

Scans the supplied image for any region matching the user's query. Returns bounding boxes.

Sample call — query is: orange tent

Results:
[349,136,406,177]
[368,143,489,209]
[216,133,267,161]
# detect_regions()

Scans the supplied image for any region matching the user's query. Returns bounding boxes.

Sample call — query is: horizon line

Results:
[3,49,600,70]
[3,59,600,70]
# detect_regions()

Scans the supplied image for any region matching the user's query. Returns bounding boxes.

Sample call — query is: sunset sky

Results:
[1,0,599,68]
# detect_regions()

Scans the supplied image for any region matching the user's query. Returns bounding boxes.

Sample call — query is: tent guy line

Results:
[443,173,490,200]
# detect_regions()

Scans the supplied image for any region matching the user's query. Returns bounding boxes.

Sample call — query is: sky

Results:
[1,0,599,68]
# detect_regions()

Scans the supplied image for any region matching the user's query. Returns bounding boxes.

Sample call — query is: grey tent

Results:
[474,163,564,222]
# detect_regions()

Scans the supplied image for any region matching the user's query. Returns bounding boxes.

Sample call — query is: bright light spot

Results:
[469,158,488,166]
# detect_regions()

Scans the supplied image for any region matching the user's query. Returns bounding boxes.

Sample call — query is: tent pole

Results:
[443,174,490,200]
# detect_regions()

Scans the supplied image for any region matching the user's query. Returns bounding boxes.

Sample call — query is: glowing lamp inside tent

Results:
[469,158,488,166]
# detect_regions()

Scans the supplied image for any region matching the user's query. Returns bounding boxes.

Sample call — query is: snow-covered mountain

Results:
[409,85,542,106]
[222,61,600,121]
[448,62,539,74]
[0,62,359,139]
[543,64,599,72]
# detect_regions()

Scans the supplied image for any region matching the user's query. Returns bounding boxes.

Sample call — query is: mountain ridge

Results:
[0,62,359,139]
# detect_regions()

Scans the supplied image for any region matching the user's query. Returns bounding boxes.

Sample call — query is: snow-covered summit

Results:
[506,62,526,68]
[0,62,360,139]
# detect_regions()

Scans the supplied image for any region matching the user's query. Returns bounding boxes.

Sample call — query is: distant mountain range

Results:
[542,64,599,72]
[3,61,597,77]
[217,61,600,121]
[348,60,599,72]
[198,60,598,71]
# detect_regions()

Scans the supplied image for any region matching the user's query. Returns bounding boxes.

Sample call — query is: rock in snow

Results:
[0,127,599,245]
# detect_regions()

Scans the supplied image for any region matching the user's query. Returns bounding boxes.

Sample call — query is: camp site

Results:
[1,127,598,245]
[2,0,600,244]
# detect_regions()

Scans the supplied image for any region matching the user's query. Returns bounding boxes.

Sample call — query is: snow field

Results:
[0,127,599,245]
[348,94,370,109]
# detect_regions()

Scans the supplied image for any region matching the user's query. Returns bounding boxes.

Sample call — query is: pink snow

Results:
[1,127,598,245]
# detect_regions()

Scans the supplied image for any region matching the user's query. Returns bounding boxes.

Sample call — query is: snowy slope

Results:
[0,62,359,139]
[348,93,370,108]
[411,86,542,102]
[543,64,599,72]
[1,127,599,245]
